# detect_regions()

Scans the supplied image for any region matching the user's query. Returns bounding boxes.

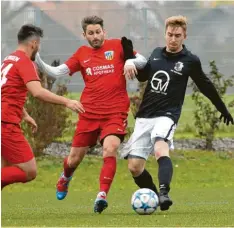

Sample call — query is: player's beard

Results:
[89,38,104,49]
[31,49,38,61]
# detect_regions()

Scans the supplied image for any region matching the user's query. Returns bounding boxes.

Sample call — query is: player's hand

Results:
[23,115,38,133]
[219,112,234,126]
[65,100,85,113]
[121,37,135,61]
[124,61,137,80]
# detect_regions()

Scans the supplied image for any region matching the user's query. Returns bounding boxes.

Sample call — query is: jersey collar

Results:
[162,44,188,58]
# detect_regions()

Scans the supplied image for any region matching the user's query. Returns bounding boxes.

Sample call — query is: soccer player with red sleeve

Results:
[35,15,147,213]
[1,24,84,190]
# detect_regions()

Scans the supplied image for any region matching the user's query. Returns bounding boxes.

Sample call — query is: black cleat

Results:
[94,199,108,214]
[159,192,173,211]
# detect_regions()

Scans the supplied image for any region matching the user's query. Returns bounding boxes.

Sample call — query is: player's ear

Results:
[30,40,36,50]
[82,32,86,39]
[103,29,107,37]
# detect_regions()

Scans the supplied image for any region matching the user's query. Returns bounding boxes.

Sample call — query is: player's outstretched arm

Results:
[121,37,147,80]
[26,81,85,113]
[35,53,70,80]
[121,36,147,69]
[190,57,233,126]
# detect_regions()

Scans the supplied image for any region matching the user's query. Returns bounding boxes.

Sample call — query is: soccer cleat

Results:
[56,173,72,200]
[94,191,108,214]
[159,192,173,211]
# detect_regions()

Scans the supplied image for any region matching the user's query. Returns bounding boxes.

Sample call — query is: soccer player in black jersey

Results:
[122,15,233,211]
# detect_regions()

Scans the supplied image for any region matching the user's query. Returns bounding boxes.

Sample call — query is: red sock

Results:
[63,156,76,178]
[99,156,117,194]
[1,166,27,189]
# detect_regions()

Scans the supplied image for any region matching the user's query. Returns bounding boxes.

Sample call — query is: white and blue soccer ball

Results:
[131,188,159,215]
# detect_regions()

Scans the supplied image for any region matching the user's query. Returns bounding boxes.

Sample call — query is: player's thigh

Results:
[121,118,154,160]
[1,123,34,165]
[100,112,128,144]
[72,117,100,148]
[151,116,176,158]
[1,156,10,168]
[99,113,127,157]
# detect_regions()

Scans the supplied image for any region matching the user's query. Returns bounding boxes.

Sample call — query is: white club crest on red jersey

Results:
[104,51,114,60]
[86,67,92,76]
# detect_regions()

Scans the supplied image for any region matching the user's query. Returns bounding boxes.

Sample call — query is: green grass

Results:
[2,150,234,227]
[59,93,234,142]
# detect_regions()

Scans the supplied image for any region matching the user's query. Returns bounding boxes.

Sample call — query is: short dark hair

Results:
[17,24,43,43]
[81,15,104,32]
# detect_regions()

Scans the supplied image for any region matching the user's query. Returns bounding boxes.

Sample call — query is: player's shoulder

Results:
[107,38,121,43]
[104,39,122,47]
[4,50,32,68]
[149,47,163,58]
[184,46,201,63]
[4,50,25,62]
[153,47,164,53]
[76,45,91,52]
[72,45,92,58]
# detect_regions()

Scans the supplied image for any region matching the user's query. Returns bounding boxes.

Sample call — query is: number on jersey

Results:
[1,63,13,87]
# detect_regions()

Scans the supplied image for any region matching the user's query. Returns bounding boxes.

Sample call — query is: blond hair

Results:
[165,15,187,32]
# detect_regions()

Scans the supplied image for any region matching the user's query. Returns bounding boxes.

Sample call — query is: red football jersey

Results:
[65,39,132,116]
[1,50,40,124]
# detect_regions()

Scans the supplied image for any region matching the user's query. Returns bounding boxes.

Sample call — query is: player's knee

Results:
[128,162,143,177]
[103,141,119,157]
[154,140,169,160]
[155,149,170,160]
[26,168,37,181]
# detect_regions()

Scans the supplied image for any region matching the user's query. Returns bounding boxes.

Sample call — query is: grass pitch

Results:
[2,150,234,227]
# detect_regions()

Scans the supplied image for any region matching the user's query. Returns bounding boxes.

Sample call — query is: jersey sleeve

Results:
[190,56,228,115]
[17,58,40,84]
[65,48,82,76]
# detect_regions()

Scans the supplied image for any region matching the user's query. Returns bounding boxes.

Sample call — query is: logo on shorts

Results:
[104,51,114,60]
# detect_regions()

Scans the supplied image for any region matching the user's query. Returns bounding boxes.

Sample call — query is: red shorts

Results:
[72,113,128,147]
[1,122,34,164]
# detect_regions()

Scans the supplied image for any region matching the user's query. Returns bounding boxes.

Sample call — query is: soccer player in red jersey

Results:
[35,15,147,213]
[1,24,85,190]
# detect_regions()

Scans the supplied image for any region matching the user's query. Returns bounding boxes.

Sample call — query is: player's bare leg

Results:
[56,146,88,200]
[128,157,159,196]
[1,157,37,189]
[1,156,9,168]
[94,135,120,214]
[154,140,173,211]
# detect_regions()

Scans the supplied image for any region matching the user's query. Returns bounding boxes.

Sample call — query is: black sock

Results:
[157,156,173,193]
[133,169,159,195]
